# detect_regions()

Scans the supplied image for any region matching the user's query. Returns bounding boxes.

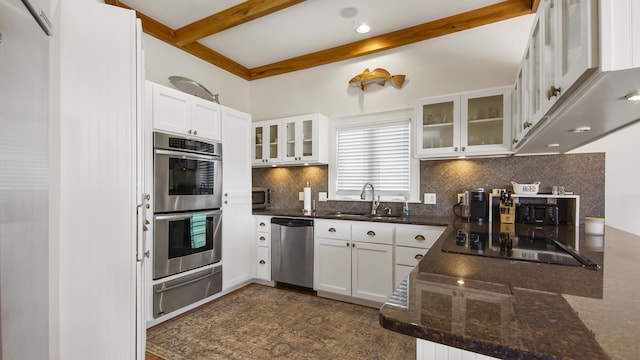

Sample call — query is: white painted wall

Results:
[249,15,535,121]
[142,35,251,114]
[571,121,640,236]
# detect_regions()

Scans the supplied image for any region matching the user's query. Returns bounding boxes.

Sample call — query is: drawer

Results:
[256,246,270,280]
[395,226,445,248]
[395,246,428,266]
[314,220,351,240]
[256,232,270,247]
[351,223,394,245]
[255,216,271,232]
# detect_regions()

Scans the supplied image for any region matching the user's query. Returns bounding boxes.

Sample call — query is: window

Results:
[334,119,412,201]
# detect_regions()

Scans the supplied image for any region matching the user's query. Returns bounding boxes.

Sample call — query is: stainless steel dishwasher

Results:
[271,217,314,288]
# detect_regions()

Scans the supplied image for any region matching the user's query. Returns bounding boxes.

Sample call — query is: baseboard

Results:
[316,291,383,309]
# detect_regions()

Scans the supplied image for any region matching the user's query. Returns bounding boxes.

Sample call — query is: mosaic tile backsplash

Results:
[252,153,605,222]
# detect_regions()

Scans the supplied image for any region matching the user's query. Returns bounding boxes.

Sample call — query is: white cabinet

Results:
[252,120,281,165]
[252,113,328,167]
[513,0,598,147]
[148,81,221,141]
[314,220,393,303]
[254,216,272,281]
[415,87,511,158]
[394,225,445,287]
[221,107,253,290]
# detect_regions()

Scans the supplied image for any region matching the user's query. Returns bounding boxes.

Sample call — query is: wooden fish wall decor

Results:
[348,68,406,90]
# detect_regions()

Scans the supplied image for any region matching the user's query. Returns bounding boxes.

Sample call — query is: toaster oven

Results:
[516,204,559,225]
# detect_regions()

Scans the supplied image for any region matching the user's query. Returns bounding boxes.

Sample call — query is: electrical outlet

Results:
[318,192,327,202]
[423,193,436,204]
[457,193,465,204]
[299,192,304,201]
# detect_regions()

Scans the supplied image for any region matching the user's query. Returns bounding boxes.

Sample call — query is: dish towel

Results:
[190,213,207,249]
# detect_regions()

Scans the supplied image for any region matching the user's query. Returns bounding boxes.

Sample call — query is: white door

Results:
[221,107,253,289]
[351,241,393,302]
[314,238,351,296]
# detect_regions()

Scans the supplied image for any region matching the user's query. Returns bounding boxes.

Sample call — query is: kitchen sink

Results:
[324,211,368,218]
[323,212,406,221]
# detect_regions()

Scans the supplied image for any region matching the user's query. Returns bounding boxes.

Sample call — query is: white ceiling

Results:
[123,0,522,69]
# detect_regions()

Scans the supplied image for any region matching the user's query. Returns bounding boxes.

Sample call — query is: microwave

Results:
[252,187,271,209]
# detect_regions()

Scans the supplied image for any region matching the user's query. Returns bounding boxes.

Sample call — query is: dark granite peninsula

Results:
[380,223,640,360]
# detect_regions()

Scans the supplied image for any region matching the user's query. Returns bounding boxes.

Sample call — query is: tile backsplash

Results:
[252,153,605,221]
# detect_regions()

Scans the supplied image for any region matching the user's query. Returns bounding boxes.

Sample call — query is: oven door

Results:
[153,210,222,279]
[154,149,222,213]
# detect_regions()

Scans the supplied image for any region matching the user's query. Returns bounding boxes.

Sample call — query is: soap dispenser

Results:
[402,199,410,219]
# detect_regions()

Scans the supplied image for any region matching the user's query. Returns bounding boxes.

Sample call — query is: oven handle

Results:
[155,210,221,221]
[154,148,220,161]
[154,266,221,293]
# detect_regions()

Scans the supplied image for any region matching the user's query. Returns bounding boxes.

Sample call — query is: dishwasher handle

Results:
[271,217,313,227]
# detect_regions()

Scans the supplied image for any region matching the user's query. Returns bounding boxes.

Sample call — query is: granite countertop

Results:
[254,209,639,359]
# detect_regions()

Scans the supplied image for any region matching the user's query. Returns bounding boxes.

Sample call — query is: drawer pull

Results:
[328,227,336,233]
[259,260,266,265]
[366,230,376,236]
[259,236,266,241]
[415,235,426,241]
[414,254,424,260]
[259,222,266,227]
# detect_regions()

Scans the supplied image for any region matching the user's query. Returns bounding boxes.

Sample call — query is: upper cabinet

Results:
[252,113,328,167]
[415,87,511,159]
[148,81,221,141]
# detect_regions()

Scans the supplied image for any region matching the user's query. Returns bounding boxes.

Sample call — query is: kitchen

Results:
[1,0,639,360]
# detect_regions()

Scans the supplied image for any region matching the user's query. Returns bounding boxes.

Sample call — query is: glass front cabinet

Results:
[252,120,281,165]
[415,87,511,158]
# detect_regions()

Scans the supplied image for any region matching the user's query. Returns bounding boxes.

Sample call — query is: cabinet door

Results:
[221,107,253,290]
[460,87,511,155]
[351,241,393,302]
[314,238,351,296]
[415,95,459,156]
[282,116,318,163]
[191,98,221,140]
[553,0,597,97]
[252,120,281,165]
[151,83,190,134]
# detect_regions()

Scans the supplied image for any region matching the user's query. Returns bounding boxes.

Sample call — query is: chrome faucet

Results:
[360,182,380,215]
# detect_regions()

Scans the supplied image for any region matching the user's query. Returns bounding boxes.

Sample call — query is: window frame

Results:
[328,110,419,203]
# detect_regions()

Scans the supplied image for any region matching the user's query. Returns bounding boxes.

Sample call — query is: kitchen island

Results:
[379,221,639,360]
[255,209,638,359]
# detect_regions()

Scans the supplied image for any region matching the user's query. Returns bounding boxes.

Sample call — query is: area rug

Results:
[146,284,415,359]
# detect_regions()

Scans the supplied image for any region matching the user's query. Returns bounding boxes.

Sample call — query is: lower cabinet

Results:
[394,225,445,288]
[314,219,393,303]
[254,216,272,281]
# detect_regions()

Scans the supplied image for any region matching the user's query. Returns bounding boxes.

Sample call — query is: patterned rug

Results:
[146,284,415,360]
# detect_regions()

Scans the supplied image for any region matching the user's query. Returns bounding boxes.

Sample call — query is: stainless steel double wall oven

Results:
[152,132,223,318]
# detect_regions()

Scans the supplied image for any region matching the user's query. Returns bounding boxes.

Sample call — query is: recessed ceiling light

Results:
[547,143,560,148]
[339,7,358,18]
[625,92,640,101]
[355,22,370,34]
[570,126,591,133]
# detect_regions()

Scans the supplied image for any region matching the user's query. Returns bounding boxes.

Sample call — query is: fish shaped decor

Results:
[349,68,406,90]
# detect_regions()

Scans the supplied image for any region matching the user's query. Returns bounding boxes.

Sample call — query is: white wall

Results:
[571,121,640,236]
[249,15,535,121]
[142,35,251,113]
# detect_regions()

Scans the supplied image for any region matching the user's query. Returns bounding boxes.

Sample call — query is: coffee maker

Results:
[470,188,488,222]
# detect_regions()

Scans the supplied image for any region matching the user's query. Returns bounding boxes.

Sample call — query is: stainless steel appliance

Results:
[252,187,271,210]
[517,204,560,225]
[153,210,222,279]
[154,132,222,213]
[153,264,222,318]
[271,217,314,288]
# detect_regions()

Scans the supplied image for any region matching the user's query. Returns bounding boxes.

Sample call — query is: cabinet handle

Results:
[547,85,562,100]
[523,121,532,129]
[366,230,376,236]
[328,227,336,233]
[513,138,519,144]
[259,260,266,265]
[415,235,426,241]
[188,129,192,134]
[414,254,424,260]
[259,222,266,227]
[454,147,458,152]
[346,242,350,247]
[352,243,355,247]
[461,146,466,152]
[259,236,266,241]
[193,130,198,135]
[224,200,228,204]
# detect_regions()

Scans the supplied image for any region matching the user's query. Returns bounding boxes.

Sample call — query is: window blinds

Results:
[335,119,410,198]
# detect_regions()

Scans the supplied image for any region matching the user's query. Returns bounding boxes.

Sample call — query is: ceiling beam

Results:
[173,0,306,47]
[248,0,533,79]
[105,0,251,80]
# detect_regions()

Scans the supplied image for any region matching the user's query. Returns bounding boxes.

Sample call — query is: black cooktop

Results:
[441,224,599,269]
